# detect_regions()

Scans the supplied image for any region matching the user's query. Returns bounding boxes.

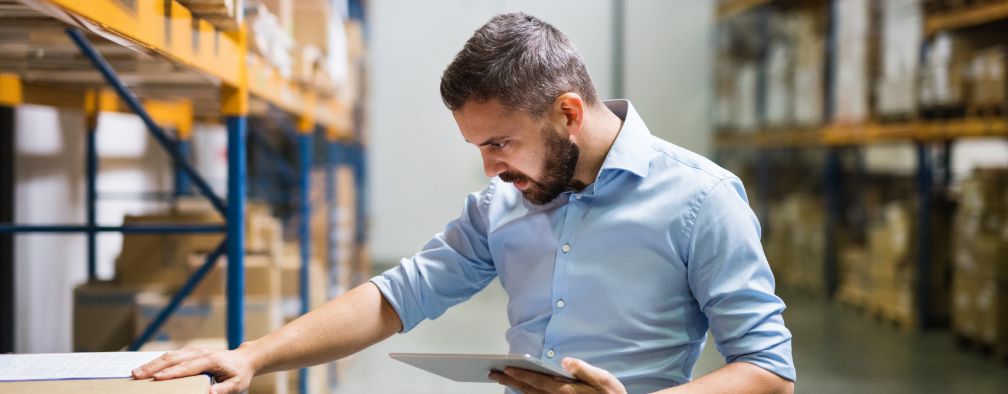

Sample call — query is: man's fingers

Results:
[503,367,572,393]
[209,378,244,394]
[133,348,204,379]
[562,358,615,388]
[491,370,544,394]
[152,356,217,381]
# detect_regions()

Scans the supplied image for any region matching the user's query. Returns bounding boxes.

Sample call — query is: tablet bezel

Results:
[388,352,579,383]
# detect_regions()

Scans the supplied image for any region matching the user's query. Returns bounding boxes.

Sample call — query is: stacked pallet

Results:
[839,198,952,328]
[952,168,1008,358]
[764,193,826,294]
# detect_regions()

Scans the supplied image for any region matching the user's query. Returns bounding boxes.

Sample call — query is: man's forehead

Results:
[454,100,535,141]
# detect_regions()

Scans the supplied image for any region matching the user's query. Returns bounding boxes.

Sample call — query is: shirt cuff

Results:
[370,263,426,333]
[730,338,796,382]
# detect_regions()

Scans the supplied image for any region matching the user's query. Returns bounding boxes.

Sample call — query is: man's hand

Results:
[131,345,258,394]
[490,357,627,394]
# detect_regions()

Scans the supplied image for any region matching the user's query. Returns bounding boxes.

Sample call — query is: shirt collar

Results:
[596,99,653,179]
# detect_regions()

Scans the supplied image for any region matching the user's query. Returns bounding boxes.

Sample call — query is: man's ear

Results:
[553,93,585,137]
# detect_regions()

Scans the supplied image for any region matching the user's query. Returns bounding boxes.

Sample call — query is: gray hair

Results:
[440,12,600,117]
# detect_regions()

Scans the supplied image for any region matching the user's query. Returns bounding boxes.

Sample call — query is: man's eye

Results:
[493,142,508,149]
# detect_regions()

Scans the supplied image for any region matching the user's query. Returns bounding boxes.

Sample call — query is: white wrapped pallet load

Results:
[793,10,825,126]
[920,32,970,109]
[876,0,923,117]
[765,14,794,128]
[833,0,871,123]
[714,60,736,131]
[734,62,760,132]
[249,2,293,78]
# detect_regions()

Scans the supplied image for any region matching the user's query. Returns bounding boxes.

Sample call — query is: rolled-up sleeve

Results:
[685,177,796,381]
[370,185,497,332]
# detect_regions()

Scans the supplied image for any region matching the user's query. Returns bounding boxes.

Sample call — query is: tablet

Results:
[388,353,579,383]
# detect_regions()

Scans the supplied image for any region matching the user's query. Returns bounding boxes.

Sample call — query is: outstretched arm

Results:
[132,282,402,394]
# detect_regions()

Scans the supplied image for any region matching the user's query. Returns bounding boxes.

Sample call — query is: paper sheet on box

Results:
[0,352,165,381]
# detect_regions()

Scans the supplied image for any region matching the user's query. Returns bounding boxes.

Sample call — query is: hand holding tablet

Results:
[388,353,580,383]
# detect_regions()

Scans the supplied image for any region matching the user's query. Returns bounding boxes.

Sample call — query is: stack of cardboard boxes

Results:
[968,46,1007,113]
[256,0,364,107]
[764,193,826,294]
[953,168,1008,355]
[859,197,951,327]
[72,201,338,393]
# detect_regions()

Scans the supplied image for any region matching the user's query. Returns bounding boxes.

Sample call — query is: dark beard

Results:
[499,124,580,205]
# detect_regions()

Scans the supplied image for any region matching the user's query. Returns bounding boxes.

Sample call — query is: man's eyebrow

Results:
[465,135,508,147]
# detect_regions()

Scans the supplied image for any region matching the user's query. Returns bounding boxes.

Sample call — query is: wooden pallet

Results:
[966,105,1008,118]
[954,333,1008,362]
[920,105,969,119]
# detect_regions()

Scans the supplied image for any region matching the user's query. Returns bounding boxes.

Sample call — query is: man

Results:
[134,12,795,394]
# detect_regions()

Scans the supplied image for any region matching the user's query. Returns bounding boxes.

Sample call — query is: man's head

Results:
[440,12,600,204]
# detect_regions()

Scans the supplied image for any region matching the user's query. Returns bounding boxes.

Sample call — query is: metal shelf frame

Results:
[713,0,1008,330]
[0,2,366,392]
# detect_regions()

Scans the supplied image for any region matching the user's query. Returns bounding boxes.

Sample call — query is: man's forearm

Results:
[238,282,403,375]
[653,362,794,394]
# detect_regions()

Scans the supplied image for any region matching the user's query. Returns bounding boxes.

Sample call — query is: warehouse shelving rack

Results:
[714,0,1008,329]
[0,0,367,391]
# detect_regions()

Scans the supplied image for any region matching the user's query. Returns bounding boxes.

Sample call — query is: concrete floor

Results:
[332,279,1008,394]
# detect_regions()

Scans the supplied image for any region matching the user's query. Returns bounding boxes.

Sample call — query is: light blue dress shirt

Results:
[372,100,795,393]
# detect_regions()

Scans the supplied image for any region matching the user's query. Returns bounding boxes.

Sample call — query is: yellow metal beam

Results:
[926,2,1008,36]
[39,0,243,87]
[24,0,352,132]
[0,74,23,106]
[715,118,1008,149]
[145,98,194,137]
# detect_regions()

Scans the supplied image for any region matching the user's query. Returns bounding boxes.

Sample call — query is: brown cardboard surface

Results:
[73,282,166,352]
[189,254,281,298]
[139,338,288,394]
[0,375,210,394]
[135,295,282,343]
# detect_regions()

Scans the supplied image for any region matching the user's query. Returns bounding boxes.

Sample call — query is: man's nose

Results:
[482,154,506,178]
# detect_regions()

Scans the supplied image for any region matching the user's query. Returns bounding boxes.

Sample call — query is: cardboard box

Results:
[292,0,332,52]
[279,253,329,320]
[140,337,289,394]
[73,282,167,352]
[190,254,281,299]
[115,212,224,288]
[968,46,1007,109]
[764,193,825,293]
[116,206,284,289]
[135,295,283,343]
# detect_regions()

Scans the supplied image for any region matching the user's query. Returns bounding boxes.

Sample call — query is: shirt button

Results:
[561,244,571,253]
[556,299,566,308]
[574,194,582,200]
[546,349,556,358]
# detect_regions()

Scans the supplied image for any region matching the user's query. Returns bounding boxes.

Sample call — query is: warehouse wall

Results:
[14,107,173,352]
[368,0,715,263]
[625,0,714,156]
[14,106,87,353]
